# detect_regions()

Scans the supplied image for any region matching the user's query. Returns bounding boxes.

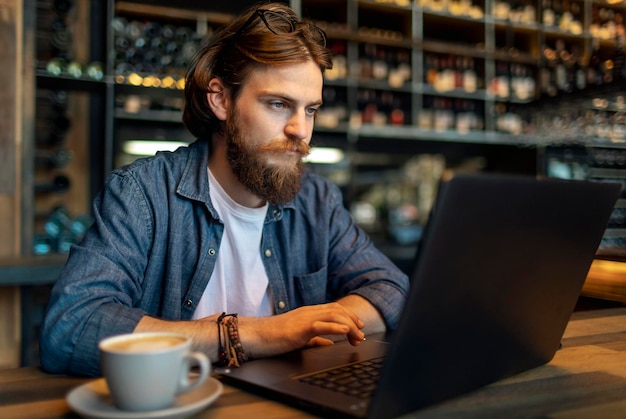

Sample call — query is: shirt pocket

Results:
[294,265,328,306]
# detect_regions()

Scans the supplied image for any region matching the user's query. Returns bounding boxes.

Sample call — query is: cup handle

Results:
[177,351,210,394]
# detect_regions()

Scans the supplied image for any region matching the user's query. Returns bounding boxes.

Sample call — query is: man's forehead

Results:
[241,62,324,101]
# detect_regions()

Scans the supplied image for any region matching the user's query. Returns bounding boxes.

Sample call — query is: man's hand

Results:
[239,302,366,359]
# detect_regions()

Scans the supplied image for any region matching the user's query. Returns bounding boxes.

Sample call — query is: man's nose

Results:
[285,110,310,141]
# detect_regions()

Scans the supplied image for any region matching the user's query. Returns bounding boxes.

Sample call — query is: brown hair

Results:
[183,2,333,139]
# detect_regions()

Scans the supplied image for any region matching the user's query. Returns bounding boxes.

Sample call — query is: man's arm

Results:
[135,301,367,362]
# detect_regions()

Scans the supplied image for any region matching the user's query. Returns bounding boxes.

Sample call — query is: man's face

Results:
[225,61,323,205]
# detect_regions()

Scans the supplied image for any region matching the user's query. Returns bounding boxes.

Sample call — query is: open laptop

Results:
[217,172,622,418]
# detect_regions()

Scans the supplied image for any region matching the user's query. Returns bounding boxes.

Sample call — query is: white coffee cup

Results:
[99,332,210,412]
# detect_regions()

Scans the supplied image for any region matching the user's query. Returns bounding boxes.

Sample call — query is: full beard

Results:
[225,115,311,205]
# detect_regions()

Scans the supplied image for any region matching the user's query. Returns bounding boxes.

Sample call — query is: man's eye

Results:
[270,101,285,109]
[307,107,320,116]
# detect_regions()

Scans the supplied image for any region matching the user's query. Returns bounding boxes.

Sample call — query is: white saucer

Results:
[66,377,223,419]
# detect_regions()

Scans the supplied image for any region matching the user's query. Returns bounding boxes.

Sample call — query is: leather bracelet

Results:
[216,312,248,367]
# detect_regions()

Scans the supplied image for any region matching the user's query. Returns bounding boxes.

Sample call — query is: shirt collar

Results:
[175,139,296,215]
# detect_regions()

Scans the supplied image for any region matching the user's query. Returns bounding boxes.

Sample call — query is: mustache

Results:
[259,139,311,156]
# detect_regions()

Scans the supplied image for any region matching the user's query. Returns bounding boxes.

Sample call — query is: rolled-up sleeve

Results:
[40,171,153,376]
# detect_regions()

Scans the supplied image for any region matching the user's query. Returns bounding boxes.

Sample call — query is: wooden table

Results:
[0,308,625,419]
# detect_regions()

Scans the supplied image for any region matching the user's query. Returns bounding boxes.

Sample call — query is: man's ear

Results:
[207,78,229,121]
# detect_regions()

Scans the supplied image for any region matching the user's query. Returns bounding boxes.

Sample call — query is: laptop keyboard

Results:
[298,357,384,399]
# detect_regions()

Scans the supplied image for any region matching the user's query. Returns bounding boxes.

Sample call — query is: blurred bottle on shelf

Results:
[33,206,94,255]
[34,174,71,194]
[455,99,481,134]
[36,90,71,146]
[388,49,412,88]
[543,0,556,27]
[462,56,477,93]
[571,45,586,91]
[35,148,73,170]
[45,56,67,76]
[495,103,529,135]
[317,86,347,128]
[325,41,347,80]
[490,61,510,99]
[510,63,535,101]
[85,62,104,80]
[560,0,583,35]
[372,47,389,81]
[433,97,454,132]
[417,96,484,134]
[66,60,83,78]
[36,112,71,147]
[612,16,626,81]
[587,38,603,86]
[554,39,571,93]
[494,0,536,23]
[43,206,72,238]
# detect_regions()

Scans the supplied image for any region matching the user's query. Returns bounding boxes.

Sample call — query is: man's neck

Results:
[209,135,266,209]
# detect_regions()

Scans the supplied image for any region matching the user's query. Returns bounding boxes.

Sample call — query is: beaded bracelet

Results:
[216,312,248,367]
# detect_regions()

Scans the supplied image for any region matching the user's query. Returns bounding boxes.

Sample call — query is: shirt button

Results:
[185,299,193,307]
[208,248,216,256]
[273,209,281,217]
[265,249,272,257]
[278,301,286,310]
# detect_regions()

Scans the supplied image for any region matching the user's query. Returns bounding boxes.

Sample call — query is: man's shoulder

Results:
[111,141,199,178]
[294,171,343,207]
[300,170,339,192]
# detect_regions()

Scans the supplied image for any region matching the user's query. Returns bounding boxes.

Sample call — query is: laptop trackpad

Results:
[217,334,388,384]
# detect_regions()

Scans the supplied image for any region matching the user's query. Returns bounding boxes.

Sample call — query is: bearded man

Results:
[40,2,408,377]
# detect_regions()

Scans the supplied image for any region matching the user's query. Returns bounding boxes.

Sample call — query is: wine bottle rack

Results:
[20,0,626,257]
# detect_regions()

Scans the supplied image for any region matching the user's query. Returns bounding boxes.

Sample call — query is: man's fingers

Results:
[307,336,334,347]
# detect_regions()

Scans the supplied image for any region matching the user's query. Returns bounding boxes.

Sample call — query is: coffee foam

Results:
[104,335,185,353]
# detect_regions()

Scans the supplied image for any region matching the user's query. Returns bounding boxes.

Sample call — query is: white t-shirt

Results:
[192,168,273,319]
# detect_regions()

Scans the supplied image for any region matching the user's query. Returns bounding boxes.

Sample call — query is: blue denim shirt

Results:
[40,139,409,376]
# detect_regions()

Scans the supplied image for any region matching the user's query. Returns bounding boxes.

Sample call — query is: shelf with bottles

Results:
[32,85,96,255]
[113,83,185,121]
[586,96,626,145]
[34,0,106,87]
[317,84,350,129]
[101,0,626,153]
[540,0,585,35]
[357,43,413,88]
[515,85,626,146]
[356,1,412,43]
[492,101,537,136]
[492,0,539,27]
[537,37,593,98]
[543,144,626,257]
[111,0,244,93]
[421,8,486,47]
[417,0,485,20]
[489,60,538,102]
[36,68,107,93]
[313,1,485,49]
[300,0,350,38]
[422,52,485,97]
[493,23,539,64]
[417,95,485,132]
[345,89,413,128]
[325,40,350,81]
[590,2,626,42]
[29,0,107,256]
[110,15,213,89]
